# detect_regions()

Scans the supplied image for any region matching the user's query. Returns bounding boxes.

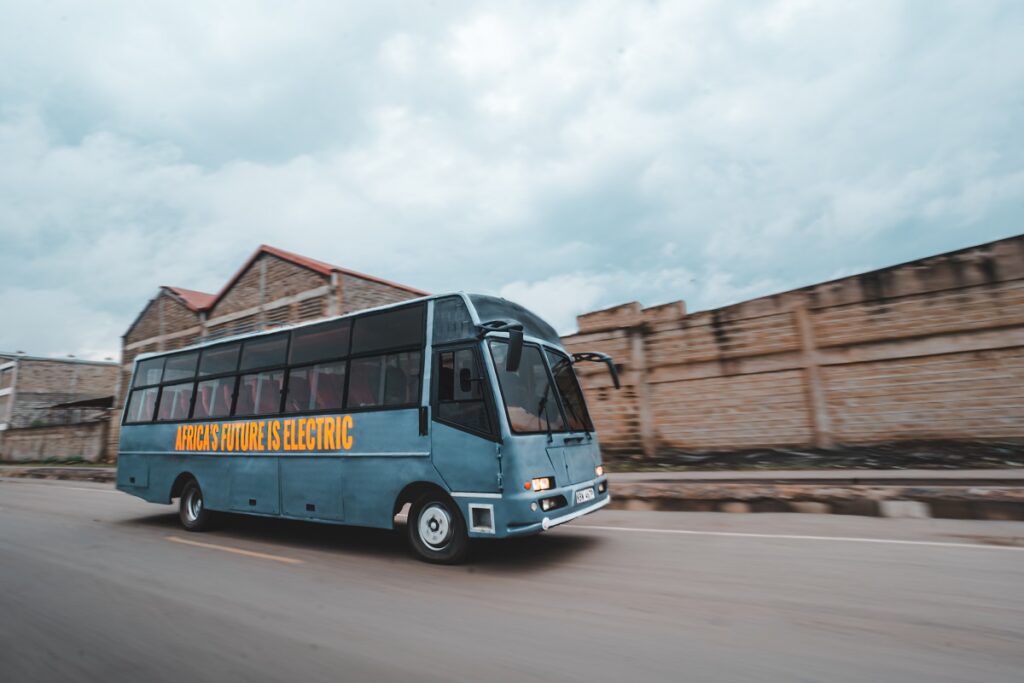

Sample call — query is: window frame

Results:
[191,375,238,421]
[123,385,161,424]
[121,302,429,426]
[155,380,197,423]
[544,348,595,433]
[486,339,571,436]
[431,342,499,441]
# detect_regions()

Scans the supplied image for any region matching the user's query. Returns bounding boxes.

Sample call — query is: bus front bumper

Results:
[539,494,611,531]
[503,481,611,537]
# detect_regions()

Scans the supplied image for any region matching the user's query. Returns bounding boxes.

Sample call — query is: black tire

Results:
[407,493,469,564]
[178,479,213,532]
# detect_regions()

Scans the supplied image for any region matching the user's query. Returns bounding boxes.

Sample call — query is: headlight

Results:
[595,465,605,477]
[529,476,554,491]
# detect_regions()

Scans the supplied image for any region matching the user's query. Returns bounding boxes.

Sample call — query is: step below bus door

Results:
[430,346,501,494]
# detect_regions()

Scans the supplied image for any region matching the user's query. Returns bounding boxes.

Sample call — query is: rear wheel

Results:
[407,493,469,564]
[178,480,213,532]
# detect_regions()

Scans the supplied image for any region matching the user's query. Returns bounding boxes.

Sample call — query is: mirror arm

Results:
[478,319,525,373]
[571,352,621,390]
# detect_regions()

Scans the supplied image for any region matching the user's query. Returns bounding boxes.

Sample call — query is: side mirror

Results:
[459,368,473,393]
[506,327,524,372]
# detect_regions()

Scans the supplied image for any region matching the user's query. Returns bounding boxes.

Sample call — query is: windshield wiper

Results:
[537,382,554,443]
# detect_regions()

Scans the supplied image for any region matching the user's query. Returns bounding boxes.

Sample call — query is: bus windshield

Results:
[488,341,593,434]
[489,341,564,433]
[545,350,594,432]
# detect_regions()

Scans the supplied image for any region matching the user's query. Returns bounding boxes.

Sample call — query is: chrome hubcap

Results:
[185,488,203,522]
[418,503,451,550]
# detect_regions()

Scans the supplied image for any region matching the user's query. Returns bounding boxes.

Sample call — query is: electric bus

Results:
[117,293,620,563]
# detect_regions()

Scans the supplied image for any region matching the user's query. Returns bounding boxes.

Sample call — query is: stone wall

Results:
[562,235,1024,457]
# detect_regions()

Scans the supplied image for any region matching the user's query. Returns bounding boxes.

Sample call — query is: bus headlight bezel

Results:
[529,476,554,491]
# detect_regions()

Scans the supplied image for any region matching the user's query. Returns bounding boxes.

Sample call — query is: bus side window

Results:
[348,351,421,409]
[125,386,159,423]
[436,349,490,435]
[284,362,345,413]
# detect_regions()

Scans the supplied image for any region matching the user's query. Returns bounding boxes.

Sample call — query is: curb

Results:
[1,467,116,484]
[607,483,1024,521]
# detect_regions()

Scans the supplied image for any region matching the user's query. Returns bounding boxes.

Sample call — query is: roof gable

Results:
[163,286,216,312]
[163,244,428,315]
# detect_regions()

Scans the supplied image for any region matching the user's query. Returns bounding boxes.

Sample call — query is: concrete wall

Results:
[2,421,109,462]
[562,236,1024,457]
[0,357,118,430]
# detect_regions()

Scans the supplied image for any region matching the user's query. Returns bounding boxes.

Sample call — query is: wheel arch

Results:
[393,481,457,522]
[169,471,198,501]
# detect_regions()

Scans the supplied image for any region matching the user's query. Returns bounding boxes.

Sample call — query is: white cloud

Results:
[0,1,1022,357]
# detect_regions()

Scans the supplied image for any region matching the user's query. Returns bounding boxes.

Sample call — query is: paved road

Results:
[2,478,1023,682]
[611,468,1024,484]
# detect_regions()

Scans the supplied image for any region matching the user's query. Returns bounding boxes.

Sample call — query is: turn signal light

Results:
[530,477,553,492]
[595,465,605,477]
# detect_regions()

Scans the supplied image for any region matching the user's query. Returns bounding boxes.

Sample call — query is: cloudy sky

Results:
[1,1,1021,360]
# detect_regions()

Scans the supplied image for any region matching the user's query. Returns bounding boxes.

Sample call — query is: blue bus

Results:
[117,293,620,563]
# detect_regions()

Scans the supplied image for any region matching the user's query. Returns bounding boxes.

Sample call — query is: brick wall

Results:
[562,235,1024,457]
[340,273,421,313]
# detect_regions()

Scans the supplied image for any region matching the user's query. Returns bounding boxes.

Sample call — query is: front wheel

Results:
[407,493,469,564]
[178,480,213,532]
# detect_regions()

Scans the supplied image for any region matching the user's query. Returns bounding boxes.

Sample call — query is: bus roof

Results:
[132,293,565,363]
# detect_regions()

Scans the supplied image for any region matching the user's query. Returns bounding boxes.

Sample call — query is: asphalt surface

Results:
[611,468,1024,485]
[2,478,1023,683]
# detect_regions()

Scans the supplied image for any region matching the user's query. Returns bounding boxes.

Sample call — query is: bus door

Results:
[430,345,501,493]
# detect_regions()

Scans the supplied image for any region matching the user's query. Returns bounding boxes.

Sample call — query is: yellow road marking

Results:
[165,535,304,564]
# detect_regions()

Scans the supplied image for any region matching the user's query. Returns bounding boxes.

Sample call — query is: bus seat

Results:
[174,390,189,418]
[287,375,310,411]
[256,375,280,414]
[348,367,376,406]
[316,372,344,409]
[199,384,212,415]
[236,380,256,415]
[219,382,233,414]
[384,366,407,404]
[142,391,156,420]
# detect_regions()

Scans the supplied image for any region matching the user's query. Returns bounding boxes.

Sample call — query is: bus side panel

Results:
[227,455,280,515]
[149,454,234,509]
[337,409,438,529]
[117,453,149,489]
[280,456,344,521]
[343,456,443,528]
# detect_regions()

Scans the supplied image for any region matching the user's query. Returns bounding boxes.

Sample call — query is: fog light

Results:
[539,495,567,512]
[530,502,538,511]
[595,465,605,477]
[598,481,607,493]
[531,477,553,491]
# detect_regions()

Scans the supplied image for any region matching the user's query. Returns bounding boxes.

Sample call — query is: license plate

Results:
[575,487,595,504]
